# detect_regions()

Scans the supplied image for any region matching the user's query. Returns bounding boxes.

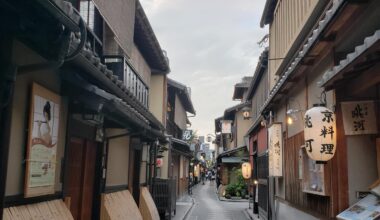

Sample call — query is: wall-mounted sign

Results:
[25,83,61,197]
[156,158,163,168]
[268,123,283,177]
[304,105,336,162]
[182,129,193,141]
[341,101,377,135]
[221,120,232,134]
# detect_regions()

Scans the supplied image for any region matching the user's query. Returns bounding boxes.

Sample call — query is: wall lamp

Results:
[286,109,302,125]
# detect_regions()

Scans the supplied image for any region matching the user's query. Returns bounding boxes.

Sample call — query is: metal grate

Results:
[152,178,176,219]
[257,155,268,179]
[258,183,268,212]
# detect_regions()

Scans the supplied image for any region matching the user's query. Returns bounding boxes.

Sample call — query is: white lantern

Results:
[241,162,252,179]
[304,104,336,162]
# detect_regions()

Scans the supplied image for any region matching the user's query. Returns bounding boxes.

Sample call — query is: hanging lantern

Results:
[304,104,336,163]
[241,162,252,179]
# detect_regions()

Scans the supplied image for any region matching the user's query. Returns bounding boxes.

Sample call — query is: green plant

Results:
[225,184,237,196]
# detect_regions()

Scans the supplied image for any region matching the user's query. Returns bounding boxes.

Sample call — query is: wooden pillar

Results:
[330,89,349,217]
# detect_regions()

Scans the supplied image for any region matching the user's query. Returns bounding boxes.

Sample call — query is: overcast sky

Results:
[140,0,268,137]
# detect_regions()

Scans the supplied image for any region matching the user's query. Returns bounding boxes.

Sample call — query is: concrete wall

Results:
[149,75,166,124]
[93,0,136,56]
[174,94,187,130]
[131,44,151,86]
[6,42,67,196]
[105,129,130,187]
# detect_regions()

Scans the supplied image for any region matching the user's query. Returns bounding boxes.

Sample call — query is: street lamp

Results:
[242,106,252,120]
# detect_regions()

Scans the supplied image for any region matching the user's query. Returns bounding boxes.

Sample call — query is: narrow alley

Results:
[185,182,249,220]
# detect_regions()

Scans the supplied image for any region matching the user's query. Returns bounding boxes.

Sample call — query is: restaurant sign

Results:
[341,101,377,135]
[268,123,283,177]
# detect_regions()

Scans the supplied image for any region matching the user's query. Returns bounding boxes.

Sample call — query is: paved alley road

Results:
[185,181,249,220]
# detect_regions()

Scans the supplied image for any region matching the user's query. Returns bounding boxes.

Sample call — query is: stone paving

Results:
[185,181,250,220]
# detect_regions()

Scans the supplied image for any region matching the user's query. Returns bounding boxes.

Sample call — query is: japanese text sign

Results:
[182,129,193,141]
[221,120,232,134]
[268,123,283,177]
[341,101,377,135]
[304,105,336,162]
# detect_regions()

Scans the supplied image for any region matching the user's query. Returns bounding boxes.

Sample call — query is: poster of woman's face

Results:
[32,95,59,147]
[25,83,61,198]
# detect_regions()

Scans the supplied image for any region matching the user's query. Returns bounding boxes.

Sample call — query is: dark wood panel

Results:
[284,131,331,217]
[65,137,85,220]
[80,140,97,220]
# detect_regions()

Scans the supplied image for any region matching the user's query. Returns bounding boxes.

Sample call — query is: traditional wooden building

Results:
[260,0,380,219]
[0,0,170,219]
[165,78,195,200]
[244,49,269,219]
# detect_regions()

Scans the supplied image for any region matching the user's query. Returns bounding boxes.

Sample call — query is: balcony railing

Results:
[103,55,149,108]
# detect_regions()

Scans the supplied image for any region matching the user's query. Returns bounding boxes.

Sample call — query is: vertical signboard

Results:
[25,83,61,197]
[268,123,283,177]
[341,101,377,135]
[182,129,193,141]
[221,120,232,134]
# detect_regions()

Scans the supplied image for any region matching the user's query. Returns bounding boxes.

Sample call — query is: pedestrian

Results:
[201,171,205,185]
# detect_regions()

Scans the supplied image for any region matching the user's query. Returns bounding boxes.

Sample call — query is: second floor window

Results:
[80,0,95,30]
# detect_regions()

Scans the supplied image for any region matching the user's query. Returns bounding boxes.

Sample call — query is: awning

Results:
[217,146,249,159]
[62,73,167,142]
[318,29,380,90]
[221,157,249,164]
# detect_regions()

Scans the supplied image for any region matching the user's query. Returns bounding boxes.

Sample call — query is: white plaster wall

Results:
[347,136,378,205]
[6,74,68,196]
[105,129,129,187]
[174,94,187,130]
[149,74,166,124]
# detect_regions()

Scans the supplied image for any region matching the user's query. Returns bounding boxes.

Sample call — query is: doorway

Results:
[64,134,99,220]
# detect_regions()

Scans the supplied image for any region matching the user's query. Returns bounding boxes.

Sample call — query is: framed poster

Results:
[25,83,61,198]
[268,123,283,177]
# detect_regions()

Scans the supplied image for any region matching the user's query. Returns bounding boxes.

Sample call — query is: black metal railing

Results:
[166,119,183,139]
[103,55,149,108]
[152,178,176,220]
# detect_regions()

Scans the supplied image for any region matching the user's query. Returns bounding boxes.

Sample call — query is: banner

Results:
[25,83,61,197]
[341,101,377,135]
[268,123,283,177]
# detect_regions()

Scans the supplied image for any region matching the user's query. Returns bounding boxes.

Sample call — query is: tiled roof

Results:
[259,0,344,113]
[318,29,380,87]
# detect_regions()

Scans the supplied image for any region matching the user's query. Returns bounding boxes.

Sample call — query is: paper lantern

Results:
[304,105,336,162]
[241,162,252,179]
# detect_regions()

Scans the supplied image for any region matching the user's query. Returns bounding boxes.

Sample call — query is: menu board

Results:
[337,194,380,220]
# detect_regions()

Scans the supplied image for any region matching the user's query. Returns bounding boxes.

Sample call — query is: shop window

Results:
[301,147,330,196]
